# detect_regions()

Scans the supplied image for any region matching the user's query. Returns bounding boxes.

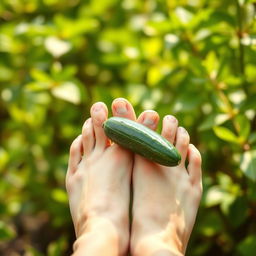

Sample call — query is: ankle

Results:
[75,205,129,235]
[73,216,128,256]
[73,229,118,256]
[132,233,184,256]
[73,218,118,256]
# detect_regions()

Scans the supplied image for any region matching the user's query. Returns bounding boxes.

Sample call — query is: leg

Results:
[66,99,136,256]
[131,112,203,256]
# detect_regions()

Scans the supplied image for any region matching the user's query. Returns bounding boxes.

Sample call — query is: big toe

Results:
[112,98,136,121]
[137,110,159,130]
[90,102,110,152]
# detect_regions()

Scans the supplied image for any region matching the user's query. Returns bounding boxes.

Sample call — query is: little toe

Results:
[90,102,110,151]
[68,135,83,174]
[175,127,190,166]
[82,117,95,155]
[137,110,160,130]
[187,144,202,186]
[161,115,178,144]
[112,98,136,121]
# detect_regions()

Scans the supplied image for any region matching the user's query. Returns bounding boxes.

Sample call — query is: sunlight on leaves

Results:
[240,150,256,182]
[213,126,239,144]
[51,82,81,104]
[1,0,256,254]
[199,113,230,131]
[51,189,68,203]
[235,115,250,141]
[45,37,71,58]
[0,148,9,171]
[204,186,233,207]
[175,7,194,24]
[203,51,219,79]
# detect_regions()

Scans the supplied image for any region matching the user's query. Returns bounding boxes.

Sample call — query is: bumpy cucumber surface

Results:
[103,117,181,166]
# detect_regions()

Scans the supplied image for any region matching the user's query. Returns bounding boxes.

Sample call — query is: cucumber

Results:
[103,117,181,166]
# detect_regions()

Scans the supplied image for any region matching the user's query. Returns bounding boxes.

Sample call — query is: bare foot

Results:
[66,99,136,256]
[131,111,203,256]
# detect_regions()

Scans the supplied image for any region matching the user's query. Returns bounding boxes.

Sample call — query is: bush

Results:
[0,0,256,255]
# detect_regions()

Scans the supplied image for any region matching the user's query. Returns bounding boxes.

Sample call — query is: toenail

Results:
[93,104,102,112]
[179,127,187,133]
[116,101,127,114]
[143,117,155,126]
[167,115,177,122]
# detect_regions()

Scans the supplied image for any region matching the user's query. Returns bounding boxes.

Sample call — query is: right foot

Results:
[131,111,203,256]
[66,99,136,255]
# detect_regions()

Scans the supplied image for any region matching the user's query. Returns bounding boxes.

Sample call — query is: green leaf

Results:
[240,150,256,181]
[237,235,256,256]
[165,34,179,49]
[235,115,250,141]
[47,236,67,256]
[174,93,203,112]
[199,113,230,131]
[198,211,223,237]
[147,64,171,86]
[51,82,81,104]
[44,36,71,58]
[0,148,9,171]
[31,69,51,82]
[25,82,52,91]
[249,132,256,144]
[175,7,194,24]
[213,126,239,144]
[0,221,16,241]
[227,196,249,228]
[203,51,219,78]
[0,65,14,81]
[51,189,68,203]
[204,186,231,207]
[239,94,256,111]
[248,180,256,201]
[238,0,246,5]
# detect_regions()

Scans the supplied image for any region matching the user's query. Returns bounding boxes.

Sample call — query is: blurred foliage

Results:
[0,0,256,255]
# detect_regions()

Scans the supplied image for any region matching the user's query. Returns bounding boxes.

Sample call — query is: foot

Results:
[131,111,203,256]
[66,98,136,256]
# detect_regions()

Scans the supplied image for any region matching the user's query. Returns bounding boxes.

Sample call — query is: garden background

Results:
[0,0,256,255]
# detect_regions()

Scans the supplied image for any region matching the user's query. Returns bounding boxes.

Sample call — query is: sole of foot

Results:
[66,98,136,255]
[131,111,202,256]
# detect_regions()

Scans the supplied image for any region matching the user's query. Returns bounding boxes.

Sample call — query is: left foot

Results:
[131,111,203,256]
[66,99,136,255]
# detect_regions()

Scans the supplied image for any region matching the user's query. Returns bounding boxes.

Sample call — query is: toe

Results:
[137,110,160,130]
[112,98,136,121]
[161,115,178,144]
[90,102,110,151]
[82,117,95,155]
[175,127,190,166]
[68,135,83,174]
[187,144,202,186]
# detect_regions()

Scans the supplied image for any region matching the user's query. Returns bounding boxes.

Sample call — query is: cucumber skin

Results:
[103,117,181,166]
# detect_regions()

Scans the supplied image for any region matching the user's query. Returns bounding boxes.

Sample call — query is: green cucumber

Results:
[103,117,181,166]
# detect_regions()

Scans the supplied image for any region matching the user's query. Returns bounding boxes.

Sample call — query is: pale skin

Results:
[66,98,203,256]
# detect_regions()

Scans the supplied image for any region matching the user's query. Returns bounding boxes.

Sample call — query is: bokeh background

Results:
[0,0,256,255]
